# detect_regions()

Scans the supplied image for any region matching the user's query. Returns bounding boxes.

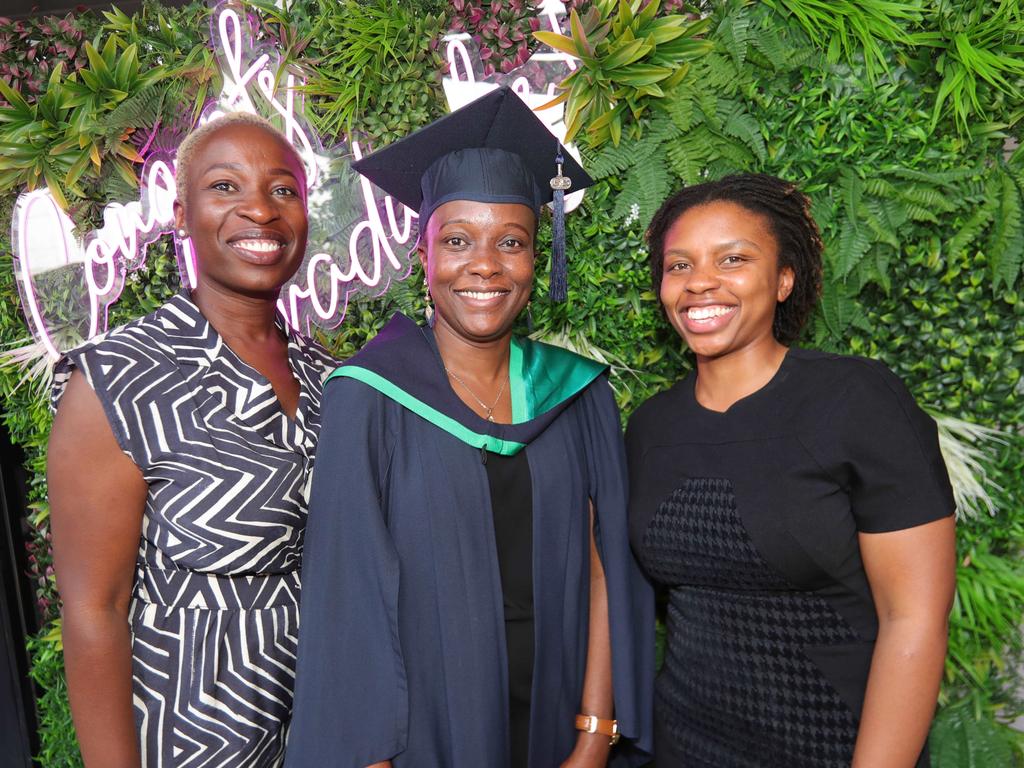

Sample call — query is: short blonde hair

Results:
[175,112,305,207]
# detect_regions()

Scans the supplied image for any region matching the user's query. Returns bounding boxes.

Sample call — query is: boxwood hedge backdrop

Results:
[1,0,1022,764]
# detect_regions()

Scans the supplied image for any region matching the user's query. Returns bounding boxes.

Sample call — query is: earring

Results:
[526,300,534,334]
[424,278,434,326]
[177,229,187,238]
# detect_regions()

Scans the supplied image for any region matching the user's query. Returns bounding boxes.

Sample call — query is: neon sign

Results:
[12,0,581,359]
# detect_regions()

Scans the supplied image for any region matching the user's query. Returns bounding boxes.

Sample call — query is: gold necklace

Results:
[445,367,509,422]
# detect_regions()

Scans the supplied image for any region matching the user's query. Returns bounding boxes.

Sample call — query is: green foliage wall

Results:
[1,1,1022,765]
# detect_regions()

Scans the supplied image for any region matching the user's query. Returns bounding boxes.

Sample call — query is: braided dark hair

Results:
[645,173,823,346]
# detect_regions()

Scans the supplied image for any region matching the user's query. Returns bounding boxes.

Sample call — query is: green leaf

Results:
[41,164,69,209]
[534,31,579,58]
[570,9,596,58]
[614,64,673,86]
[834,216,873,278]
[83,42,112,82]
[603,38,652,70]
[819,278,862,339]
[721,102,766,163]
[113,43,140,85]
[988,171,1024,290]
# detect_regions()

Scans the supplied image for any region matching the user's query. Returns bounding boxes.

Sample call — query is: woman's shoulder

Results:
[626,372,695,437]
[51,297,193,409]
[787,346,899,378]
[784,347,917,411]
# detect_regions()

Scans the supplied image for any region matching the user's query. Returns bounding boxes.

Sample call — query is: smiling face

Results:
[419,199,536,345]
[660,200,794,361]
[173,122,308,300]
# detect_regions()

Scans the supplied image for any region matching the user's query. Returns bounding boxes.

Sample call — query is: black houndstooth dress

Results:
[52,293,337,767]
[626,348,955,767]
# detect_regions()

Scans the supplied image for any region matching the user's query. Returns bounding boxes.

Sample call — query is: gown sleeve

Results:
[578,376,655,766]
[285,377,407,767]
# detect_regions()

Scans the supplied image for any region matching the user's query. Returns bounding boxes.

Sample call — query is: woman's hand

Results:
[48,371,147,768]
[560,731,612,767]
[852,516,956,767]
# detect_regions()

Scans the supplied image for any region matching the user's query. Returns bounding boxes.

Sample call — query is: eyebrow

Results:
[200,162,301,180]
[440,218,533,235]
[665,238,763,257]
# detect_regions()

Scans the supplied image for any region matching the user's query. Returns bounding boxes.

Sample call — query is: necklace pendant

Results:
[487,414,495,422]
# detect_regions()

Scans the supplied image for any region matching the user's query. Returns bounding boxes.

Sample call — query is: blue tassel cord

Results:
[549,149,570,302]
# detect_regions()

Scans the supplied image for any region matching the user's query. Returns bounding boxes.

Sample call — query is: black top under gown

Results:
[485,450,534,768]
[626,349,955,768]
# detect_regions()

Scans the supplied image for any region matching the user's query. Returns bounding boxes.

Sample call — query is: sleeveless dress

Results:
[51,293,337,767]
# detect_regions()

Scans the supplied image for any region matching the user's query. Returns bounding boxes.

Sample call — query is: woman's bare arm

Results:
[48,371,148,767]
[852,516,956,767]
[561,503,614,768]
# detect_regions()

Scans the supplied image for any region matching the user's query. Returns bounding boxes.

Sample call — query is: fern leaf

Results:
[719,101,767,163]
[613,152,673,225]
[839,169,863,223]
[905,202,939,223]
[988,171,1024,290]
[642,113,676,144]
[695,52,742,94]
[863,176,898,198]
[809,193,837,233]
[710,135,756,170]
[832,216,873,278]
[897,182,957,214]
[819,278,861,339]
[862,198,904,250]
[696,91,721,130]
[666,93,697,132]
[930,696,1018,768]
[946,178,998,257]
[748,10,793,71]
[666,127,714,184]
[850,243,892,294]
[103,85,168,137]
[587,140,640,180]
[715,5,753,68]
[882,166,980,186]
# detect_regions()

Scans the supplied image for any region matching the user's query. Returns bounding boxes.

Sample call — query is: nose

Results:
[236,189,279,224]
[685,260,719,293]
[466,244,501,279]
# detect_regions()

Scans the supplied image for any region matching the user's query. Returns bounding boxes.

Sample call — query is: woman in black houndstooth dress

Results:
[626,174,956,767]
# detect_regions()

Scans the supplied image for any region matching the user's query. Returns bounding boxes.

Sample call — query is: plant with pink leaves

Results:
[0,12,97,107]
[449,0,541,76]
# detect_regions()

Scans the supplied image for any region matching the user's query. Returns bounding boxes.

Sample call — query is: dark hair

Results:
[645,173,823,346]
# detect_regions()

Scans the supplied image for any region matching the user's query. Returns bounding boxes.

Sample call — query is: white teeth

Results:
[233,239,284,252]
[687,305,734,321]
[459,291,505,300]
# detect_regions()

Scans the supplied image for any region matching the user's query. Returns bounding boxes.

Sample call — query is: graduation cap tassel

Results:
[549,150,571,302]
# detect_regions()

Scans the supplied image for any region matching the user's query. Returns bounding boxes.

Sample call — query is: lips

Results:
[454,287,510,304]
[679,303,737,333]
[226,230,288,264]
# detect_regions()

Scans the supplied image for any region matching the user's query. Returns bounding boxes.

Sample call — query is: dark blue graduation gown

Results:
[285,314,653,767]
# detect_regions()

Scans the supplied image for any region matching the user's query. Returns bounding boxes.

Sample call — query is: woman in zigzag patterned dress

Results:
[47,113,336,767]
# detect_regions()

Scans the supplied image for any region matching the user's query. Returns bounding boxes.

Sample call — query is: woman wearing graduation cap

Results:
[285,88,653,768]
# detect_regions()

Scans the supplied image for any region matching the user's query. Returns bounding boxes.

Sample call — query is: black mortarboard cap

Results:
[351,86,593,300]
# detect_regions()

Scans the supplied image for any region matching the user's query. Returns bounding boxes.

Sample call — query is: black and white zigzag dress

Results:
[52,292,337,767]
